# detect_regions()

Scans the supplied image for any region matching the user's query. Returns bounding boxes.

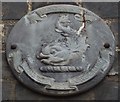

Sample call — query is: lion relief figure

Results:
[39,14,89,65]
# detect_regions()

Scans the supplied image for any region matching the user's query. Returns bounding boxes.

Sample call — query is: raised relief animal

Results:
[39,14,89,66]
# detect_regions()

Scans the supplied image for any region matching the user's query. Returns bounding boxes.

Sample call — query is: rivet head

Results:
[104,43,110,48]
[11,44,17,49]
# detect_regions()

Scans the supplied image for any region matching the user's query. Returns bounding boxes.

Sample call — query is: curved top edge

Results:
[28,4,100,19]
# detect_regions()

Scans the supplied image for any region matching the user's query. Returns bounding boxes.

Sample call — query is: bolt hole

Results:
[11,44,17,49]
[104,43,110,48]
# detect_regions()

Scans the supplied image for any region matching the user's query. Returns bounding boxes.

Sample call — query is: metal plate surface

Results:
[6,4,115,96]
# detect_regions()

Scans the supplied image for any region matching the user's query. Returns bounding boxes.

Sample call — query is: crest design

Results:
[6,5,115,96]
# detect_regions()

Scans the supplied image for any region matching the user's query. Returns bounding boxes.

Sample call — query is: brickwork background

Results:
[1,2,119,101]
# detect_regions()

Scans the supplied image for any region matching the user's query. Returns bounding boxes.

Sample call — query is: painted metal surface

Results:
[6,4,115,96]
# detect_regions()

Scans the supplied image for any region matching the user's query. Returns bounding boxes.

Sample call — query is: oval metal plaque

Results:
[6,4,115,96]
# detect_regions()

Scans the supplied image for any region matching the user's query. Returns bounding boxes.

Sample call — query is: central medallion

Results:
[37,14,89,72]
